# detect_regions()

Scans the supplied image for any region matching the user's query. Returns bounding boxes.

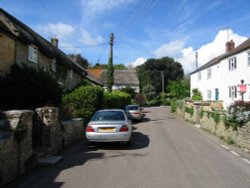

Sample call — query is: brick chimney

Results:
[51,37,58,48]
[226,39,235,52]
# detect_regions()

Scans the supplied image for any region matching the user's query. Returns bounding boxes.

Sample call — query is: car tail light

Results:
[86,125,94,132]
[119,125,129,132]
[133,112,140,114]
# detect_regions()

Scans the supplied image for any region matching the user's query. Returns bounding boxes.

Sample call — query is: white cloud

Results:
[80,30,104,46]
[81,0,135,15]
[126,57,146,68]
[154,40,186,58]
[36,22,75,39]
[177,29,247,73]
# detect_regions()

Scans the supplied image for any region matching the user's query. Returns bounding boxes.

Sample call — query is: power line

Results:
[114,0,158,35]
[116,37,154,57]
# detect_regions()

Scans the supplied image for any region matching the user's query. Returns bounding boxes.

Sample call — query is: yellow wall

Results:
[0,33,15,76]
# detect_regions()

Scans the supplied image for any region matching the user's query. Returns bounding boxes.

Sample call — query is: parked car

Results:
[125,105,143,121]
[85,109,132,145]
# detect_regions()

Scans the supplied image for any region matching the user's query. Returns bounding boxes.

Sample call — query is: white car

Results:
[85,109,132,145]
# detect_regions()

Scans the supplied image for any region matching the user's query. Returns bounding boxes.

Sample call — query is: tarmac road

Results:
[10,106,250,188]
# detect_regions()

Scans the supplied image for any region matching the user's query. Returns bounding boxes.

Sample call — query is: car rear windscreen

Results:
[91,111,125,121]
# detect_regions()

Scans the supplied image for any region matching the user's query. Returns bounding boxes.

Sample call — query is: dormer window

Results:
[228,57,237,71]
[51,59,56,72]
[28,45,38,63]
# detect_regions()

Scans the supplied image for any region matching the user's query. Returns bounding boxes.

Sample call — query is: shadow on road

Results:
[6,142,105,188]
[86,131,150,151]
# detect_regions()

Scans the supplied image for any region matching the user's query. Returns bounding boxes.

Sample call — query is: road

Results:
[10,106,250,188]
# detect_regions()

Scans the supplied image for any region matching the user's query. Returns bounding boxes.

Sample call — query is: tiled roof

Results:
[190,38,250,75]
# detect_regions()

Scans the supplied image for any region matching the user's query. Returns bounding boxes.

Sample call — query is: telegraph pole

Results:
[107,33,114,92]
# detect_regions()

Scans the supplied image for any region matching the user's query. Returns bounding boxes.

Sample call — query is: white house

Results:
[190,39,250,109]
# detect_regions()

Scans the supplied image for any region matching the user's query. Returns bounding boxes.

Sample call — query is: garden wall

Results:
[175,101,250,150]
[0,107,83,186]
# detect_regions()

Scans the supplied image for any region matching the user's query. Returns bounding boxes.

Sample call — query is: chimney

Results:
[225,39,235,52]
[51,37,58,48]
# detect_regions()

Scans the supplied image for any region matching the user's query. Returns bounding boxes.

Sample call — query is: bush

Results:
[170,100,177,113]
[133,93,145,105]
[224,101,250,130]
[119,86,136,98]
[0,64,62,110]
[143,85,157,101]
[62,86,104,121]
[104,91,131,109]
[191,88,203,101]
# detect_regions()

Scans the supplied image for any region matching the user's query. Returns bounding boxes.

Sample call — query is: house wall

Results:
[0,32,15,76]
[113,84,140,93]
[191,49,250,109]
[15,41,51,71]
[191,63,221,101]
[64,69,82,90]
[220,49,250,108]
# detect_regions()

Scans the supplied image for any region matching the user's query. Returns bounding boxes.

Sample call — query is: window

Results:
[70,70,73,79]
[207,68,211,79]
[229,86,237,98]
[207,90,212,100]
[197,72,201,81]
[51,59,56,72]
[28,45,38,63]
[248,51,250,66]
[228,57,237,70]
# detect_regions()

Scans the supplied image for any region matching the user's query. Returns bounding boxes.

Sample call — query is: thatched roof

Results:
[101,70,139,85]
[0,8,87,76]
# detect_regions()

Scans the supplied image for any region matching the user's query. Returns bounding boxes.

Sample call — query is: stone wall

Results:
[175,101,250,150]
[0,110,33,185]
[0,107,84,185]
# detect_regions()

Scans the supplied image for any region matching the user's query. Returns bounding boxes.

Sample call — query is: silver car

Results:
[85,109,132,145]
[125,105,143,121]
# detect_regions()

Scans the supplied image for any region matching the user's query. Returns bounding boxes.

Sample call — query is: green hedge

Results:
[0,64,62,110]
[103,91,131,109]
[62,86,104,120]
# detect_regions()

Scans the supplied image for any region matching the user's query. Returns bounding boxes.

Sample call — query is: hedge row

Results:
[62,86,104,121]
[62,88,131,121]
[103,91,131,109]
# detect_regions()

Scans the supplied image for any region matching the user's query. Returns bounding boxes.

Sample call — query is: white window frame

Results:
[228,57,237,71]
[207,89,212,100]
[229,86,237,99]
[70,70,73,79]
[28,45,38,63]
[207,68,211,79]
[197,72,201,81]
[51,59,56,72]
[248,51,250,66]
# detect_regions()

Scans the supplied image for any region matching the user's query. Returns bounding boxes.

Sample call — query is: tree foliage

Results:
[168,77,190,99]
[191,88,203,101]
[93,63,127,70]
[0,64,62,110]
[136,57,184,93]
[119,86,136,98]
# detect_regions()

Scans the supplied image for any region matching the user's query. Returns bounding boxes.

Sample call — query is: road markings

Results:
[221,145,229,150]
[221,145,250,165]
[230,151,240,157]
[242,158,250,165]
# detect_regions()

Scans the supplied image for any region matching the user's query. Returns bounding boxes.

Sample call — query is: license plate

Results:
[98,128,116,132]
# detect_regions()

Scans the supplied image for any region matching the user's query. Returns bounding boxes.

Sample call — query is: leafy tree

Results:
[68,53,89,68]
[168,77,190,99]
[137,57,184,94]
[143,85,157,101]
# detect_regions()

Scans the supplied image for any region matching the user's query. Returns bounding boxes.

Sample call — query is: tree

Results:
[191,88,203,101]
[119,86,136,98]
[168,77,190,99]
[137,57,184,94]
[68,53,89,68]
[92,63,127,70]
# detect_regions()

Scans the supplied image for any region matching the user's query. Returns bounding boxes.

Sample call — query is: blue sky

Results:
[1,0,249,73]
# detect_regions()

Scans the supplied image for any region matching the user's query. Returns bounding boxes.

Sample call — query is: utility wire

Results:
[114,0,157,35]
